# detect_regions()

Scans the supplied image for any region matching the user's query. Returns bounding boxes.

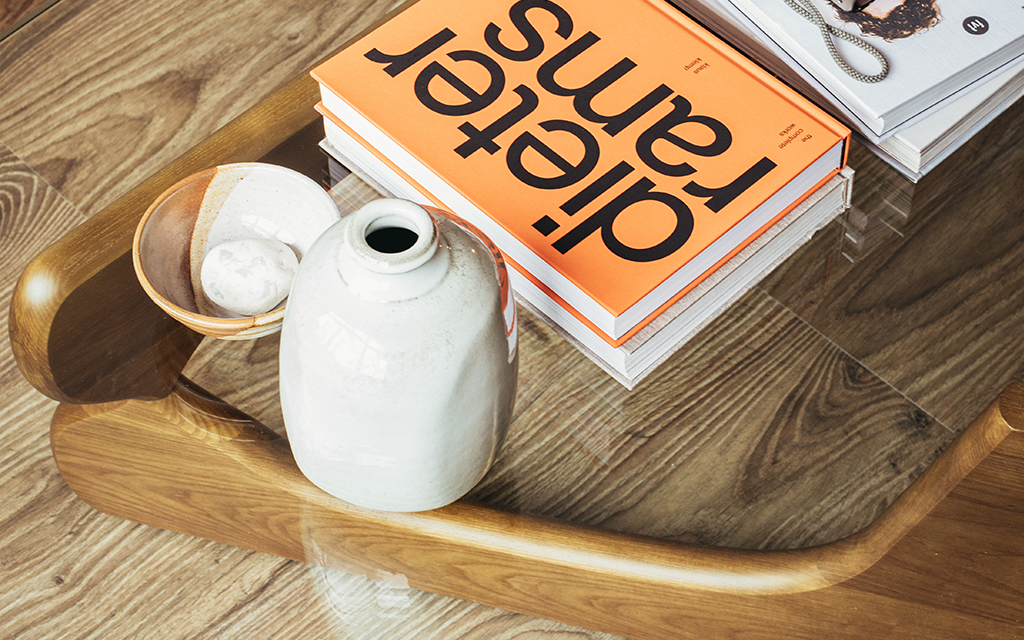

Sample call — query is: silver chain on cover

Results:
[783,0,890,83]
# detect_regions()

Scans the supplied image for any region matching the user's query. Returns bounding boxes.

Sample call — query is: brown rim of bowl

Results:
[132,166,286,335]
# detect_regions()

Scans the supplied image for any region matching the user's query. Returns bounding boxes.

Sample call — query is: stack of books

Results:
[679,0,1024,180]
[311,0,852,387]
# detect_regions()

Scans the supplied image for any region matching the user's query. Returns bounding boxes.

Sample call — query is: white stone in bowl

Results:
[188,163,342,319]
[200,237,299,317]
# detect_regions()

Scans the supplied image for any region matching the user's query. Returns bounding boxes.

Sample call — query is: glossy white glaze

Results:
[279,199,518,512]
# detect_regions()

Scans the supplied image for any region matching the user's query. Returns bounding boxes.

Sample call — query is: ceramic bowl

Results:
[133,162,342,339]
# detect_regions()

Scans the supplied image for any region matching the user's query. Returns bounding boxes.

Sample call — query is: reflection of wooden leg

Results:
[9,73,321,405]
[50,379,1024,638]
[40,251,204,403]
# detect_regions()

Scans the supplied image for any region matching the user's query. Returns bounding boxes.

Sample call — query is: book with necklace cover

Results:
[724,0,1024,137]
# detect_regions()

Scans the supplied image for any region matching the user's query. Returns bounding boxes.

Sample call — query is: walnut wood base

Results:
[51,379,1024,639]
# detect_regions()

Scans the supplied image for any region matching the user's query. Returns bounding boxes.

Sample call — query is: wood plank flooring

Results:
[0,0,55,37]
[2,0,1023,637]
[0,0,399,214]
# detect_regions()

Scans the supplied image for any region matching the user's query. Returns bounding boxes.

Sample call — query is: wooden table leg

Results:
[50,378,1024,639]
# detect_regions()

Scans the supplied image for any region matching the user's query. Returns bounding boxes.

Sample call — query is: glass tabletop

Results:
[175,108,1020,553]
[13,68,1024,639]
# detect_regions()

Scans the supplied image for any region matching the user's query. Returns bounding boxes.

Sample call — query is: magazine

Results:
[724,0,1024,136]
[678,0,1024,179]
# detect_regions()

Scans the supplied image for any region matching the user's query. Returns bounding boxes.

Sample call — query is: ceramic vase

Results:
[279,198,518,512]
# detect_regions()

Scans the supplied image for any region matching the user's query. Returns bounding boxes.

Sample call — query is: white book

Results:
[878,59,1024,174]
[677,0,1024,179]
[723,0,1024,136]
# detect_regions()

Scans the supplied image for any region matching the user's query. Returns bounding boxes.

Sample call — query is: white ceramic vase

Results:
[279,199,518,512]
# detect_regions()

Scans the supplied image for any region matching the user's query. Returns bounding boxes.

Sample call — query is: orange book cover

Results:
[311,0,849,339]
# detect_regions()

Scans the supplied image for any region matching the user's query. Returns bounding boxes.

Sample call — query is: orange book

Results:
[311,0,849,342]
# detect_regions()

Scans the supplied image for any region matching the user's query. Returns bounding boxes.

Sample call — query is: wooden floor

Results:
[0,0,53,37]
[1,1,1023,638]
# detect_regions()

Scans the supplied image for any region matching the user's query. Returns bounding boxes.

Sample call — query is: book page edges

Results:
[517,168,851,388]
[318,102,843,348]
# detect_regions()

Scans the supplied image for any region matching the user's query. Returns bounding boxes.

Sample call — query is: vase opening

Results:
[366,226,419,254]
[340,199,446,282]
